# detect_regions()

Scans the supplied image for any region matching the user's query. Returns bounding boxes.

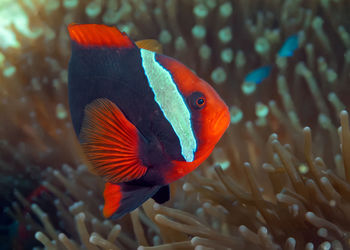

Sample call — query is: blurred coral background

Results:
[0,0,350,249]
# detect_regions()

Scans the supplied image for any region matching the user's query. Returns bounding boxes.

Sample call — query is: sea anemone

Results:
[1,0,350,249]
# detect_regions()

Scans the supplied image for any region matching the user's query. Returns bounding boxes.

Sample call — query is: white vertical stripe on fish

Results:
[140,49,196,162]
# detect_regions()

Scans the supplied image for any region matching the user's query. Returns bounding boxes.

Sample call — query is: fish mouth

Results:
[212,108,230,135]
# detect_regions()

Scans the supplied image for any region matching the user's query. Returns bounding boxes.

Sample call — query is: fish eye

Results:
[196,97,205,107]
[188,92,206,110]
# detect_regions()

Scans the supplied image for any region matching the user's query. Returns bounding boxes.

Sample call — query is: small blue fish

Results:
[278,34,299,57]
[245,65,272,84]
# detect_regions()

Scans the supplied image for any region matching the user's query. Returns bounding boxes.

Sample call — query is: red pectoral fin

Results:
[68,23,134,48]
[103,182,161,219]
[79,98,147,183]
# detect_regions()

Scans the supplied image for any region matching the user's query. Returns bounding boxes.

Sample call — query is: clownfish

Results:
[67,24,230,219]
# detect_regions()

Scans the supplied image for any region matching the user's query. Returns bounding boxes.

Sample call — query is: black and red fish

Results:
[67,24,230,219]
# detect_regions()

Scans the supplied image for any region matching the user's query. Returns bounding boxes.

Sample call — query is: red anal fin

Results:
[103,182,160,219]
[103,182,122,218]
[68,23,134,48]
[80,98,147,183]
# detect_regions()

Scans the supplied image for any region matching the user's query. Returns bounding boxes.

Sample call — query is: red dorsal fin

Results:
[68,23,134,48]
[79,98,147,183]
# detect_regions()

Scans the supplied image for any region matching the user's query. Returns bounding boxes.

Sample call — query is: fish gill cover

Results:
[0,0,350,249]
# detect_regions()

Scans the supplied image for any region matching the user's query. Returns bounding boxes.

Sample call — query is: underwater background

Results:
[1,0,350,249]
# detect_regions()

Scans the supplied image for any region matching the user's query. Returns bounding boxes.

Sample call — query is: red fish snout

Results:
[212,105,230,136]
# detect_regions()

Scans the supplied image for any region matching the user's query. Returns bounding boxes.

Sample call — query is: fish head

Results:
[157,54,230,163]
[187,77,230,154]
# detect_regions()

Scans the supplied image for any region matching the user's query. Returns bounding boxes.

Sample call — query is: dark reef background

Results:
[1,0,350,249]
